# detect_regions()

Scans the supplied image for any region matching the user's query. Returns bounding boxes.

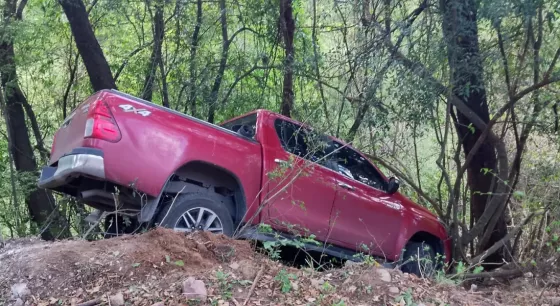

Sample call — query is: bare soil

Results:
[1,228,558,305]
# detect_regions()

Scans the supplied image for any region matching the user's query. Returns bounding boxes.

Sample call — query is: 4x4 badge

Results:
[119,104,151,117]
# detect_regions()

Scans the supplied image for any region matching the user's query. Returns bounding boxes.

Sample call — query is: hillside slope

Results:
[1,228,557,305]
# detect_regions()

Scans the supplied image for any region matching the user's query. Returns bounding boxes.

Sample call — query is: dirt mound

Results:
[2,229,559,305]
[0,228,253,303]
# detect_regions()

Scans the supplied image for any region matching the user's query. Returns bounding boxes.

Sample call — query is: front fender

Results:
[394,212,451,264]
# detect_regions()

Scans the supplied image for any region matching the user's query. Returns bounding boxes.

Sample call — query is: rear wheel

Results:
[400,241,437,278]
[156,192,235,236]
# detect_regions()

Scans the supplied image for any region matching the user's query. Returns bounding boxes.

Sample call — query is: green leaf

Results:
[165,255,171,263]
[262,240,276,250]
[174,260,185,267]
[513,191,525,199]
[467,123,475,134]
[473,266,484,274]
[132,263,140,267]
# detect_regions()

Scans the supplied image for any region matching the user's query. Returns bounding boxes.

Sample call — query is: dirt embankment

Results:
[1,228,558,305]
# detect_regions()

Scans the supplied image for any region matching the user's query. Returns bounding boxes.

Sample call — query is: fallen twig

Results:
[243,265,265,306]
[463,268,525,280]
[77,298,102,306]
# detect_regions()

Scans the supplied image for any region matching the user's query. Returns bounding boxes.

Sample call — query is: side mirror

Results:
[387,177,400,194]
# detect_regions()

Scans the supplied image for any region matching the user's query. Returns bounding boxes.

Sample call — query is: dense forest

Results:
[1,0,559,277]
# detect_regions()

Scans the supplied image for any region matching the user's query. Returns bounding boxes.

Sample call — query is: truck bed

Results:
[40,90,263,215]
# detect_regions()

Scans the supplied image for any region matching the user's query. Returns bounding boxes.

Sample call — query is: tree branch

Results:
[219,64,276,105]
[114,41,154,81]
[470,211,541,264]
[365,153,444,218]
[227,27,259,45]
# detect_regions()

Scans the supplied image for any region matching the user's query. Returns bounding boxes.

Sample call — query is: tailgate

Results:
[49,92,103,165]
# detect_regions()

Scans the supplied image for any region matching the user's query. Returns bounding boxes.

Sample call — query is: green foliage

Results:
[274,269,297,293]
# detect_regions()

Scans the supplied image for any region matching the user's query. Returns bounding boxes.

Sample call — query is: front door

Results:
[328,144,404,259]
[261,118,337,242]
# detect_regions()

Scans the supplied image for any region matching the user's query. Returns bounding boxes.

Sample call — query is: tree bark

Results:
[0,0,58,240]
[141,0,165,104]
[187,0,202,116]
[440,0,510,264]
[59,0,116,91]
[206,0,229,123]
[279,0,295,117]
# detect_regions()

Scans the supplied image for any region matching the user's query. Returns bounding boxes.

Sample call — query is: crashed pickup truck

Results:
[38,89,450,275]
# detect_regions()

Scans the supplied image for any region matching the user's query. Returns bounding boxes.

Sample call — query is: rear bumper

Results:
[38,148,105,189]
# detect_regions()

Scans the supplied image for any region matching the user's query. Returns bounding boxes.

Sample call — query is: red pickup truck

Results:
[38,89,450,275]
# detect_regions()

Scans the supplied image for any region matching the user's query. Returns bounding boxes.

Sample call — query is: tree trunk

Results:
[206,0,229,123]
[187,0,202,116]
[440,0,510,264]
[279,0,295,117]
[141,0,165,104]
[0,1,59,240]
[59,0,116,91]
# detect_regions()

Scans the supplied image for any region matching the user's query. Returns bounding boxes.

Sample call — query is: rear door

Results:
[261,118,337,242]
[328,144,404,258]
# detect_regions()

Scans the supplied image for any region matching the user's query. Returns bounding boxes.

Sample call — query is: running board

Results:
[235,225,394,268]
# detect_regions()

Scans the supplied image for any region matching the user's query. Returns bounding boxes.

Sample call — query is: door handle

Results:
[337,181,354,191]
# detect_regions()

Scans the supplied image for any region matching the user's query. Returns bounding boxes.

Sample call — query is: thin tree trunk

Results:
[440,0,509,264]
[279,0,295,117]
[187,0,202,116]
[0,3,58,240]
[59,0,116,91]
[141,0,165,104]
[311,0,329,126]
[62,52,80,119]
[207,0,229,123]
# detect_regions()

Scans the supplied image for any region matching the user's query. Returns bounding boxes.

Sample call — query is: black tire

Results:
[400,241,437,278]
[155,192,235,237]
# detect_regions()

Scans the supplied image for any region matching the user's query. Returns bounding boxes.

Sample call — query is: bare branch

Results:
[470,211,541,264]
[365,153,444,218]
[544,47,560,80]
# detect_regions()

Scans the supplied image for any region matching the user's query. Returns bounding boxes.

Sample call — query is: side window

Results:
[273,119,332,165]
[333,145,386,191]
[274,119,308,157]
[221,113,257,139]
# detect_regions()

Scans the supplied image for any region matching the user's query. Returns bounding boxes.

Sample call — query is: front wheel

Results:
[156,193,235,237]
[400,241,437,278]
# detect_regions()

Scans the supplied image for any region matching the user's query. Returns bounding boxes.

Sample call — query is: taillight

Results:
[84,99,121,142]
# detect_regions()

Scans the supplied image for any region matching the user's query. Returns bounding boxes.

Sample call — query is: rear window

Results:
[220,113,257,140]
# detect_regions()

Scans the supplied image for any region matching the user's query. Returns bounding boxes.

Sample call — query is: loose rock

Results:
[238,260,256,279]
[183,277,208,300]
[11,283,30,299]
[389,286,400,294]
[376,269,392,282]
[109,292,125,306]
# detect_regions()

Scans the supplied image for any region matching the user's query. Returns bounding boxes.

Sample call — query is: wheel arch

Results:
[406,231,444,255]
[400,231,446,269]
[162,160,248,226]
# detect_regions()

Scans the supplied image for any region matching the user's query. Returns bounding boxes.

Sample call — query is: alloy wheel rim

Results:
[173,207,224,234]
